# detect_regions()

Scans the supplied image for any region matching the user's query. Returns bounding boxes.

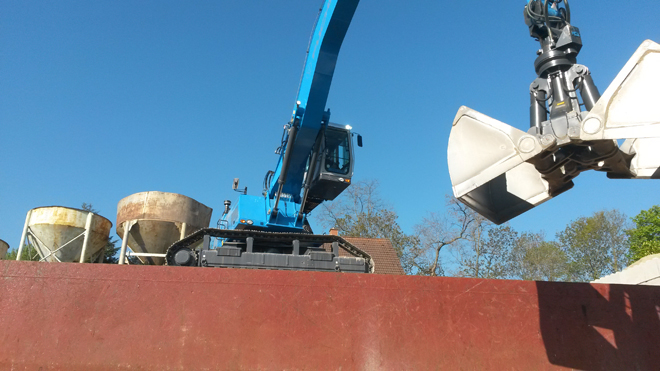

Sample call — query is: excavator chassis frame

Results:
[166,228,374,273]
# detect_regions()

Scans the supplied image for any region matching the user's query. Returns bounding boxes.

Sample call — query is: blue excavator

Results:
[166,0,373,273]
[448,0,660,224]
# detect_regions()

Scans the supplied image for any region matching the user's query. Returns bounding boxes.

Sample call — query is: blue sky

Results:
[1,0,659,250]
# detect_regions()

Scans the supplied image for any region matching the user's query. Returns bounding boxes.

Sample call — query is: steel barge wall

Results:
[1,260,659,370]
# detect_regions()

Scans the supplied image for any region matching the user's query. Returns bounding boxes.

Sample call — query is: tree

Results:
[405,199,473,276]
[408,197,515,279]
[557,209,630,282]
[4,244,41,261]
[626,205,660,262]
[509,232,568,281]
[426,197,514,279]
[81,203,119,263]
[101,237,120,264]
[454,224,517,279]
[319,179,416,265]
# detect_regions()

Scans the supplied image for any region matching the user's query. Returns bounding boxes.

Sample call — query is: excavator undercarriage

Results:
[165,228,373,273]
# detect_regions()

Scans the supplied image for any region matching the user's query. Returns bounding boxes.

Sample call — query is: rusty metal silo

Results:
[116,191,212,265]
[16,207,112,263]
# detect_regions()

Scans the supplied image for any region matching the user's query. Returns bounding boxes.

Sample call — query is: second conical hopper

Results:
[116,191,212,265]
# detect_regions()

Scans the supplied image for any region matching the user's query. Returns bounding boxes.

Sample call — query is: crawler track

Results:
[165,228,374,273]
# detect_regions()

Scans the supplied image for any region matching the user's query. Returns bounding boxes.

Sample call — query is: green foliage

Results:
[4,244,42,261]
[509,232,568,281]
[81,202,98,213]
[557,209,629,282]
[336,207,412,249]
[626,205,660,262]
[102,237,120,264]
[456,224,518,279]
[81,202,119,264]
[322,184,636,283]
[319,180,417,269]
[482,225,519,279]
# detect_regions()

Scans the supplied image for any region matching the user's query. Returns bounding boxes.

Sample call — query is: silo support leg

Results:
[180,223,187,240]
[79,212,94,263]
[118,221,131,265]
[16,210,32,261]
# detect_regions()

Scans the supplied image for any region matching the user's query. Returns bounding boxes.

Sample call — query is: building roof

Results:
[324,237,405,275]
[593,253,660,285]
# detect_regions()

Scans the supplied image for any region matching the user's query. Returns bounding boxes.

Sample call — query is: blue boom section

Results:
[268,0,359,201]
[227,0,359,232]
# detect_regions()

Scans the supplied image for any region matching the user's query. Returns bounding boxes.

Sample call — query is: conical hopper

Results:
[116,191,212,265]
[0,239,8,260]
[25,207,112,262]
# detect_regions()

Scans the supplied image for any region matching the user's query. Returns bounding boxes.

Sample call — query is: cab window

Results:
[324,129,351,175]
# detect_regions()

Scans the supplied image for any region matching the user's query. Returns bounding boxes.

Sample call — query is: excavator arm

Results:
[269,0,360,205]
[224,0,361,233]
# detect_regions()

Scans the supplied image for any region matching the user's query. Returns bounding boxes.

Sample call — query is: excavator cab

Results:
[303,124,356,213]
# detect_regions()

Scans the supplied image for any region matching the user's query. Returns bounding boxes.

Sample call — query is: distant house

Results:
[592,253,660,285]
[324,228,405,275]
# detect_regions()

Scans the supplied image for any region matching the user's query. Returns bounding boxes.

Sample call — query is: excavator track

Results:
[165,228,374,273]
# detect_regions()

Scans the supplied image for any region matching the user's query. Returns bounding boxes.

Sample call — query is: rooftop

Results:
[324,236,404,275]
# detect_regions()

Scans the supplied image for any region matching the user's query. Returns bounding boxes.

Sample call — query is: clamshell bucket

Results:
[580,40,660,179]
[448,107,551,224]
[448,40,660,224]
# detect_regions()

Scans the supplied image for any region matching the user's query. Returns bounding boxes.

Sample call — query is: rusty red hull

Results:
[1,260,659,370]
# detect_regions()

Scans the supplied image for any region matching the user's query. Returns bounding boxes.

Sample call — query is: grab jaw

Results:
[448,40,660,224]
